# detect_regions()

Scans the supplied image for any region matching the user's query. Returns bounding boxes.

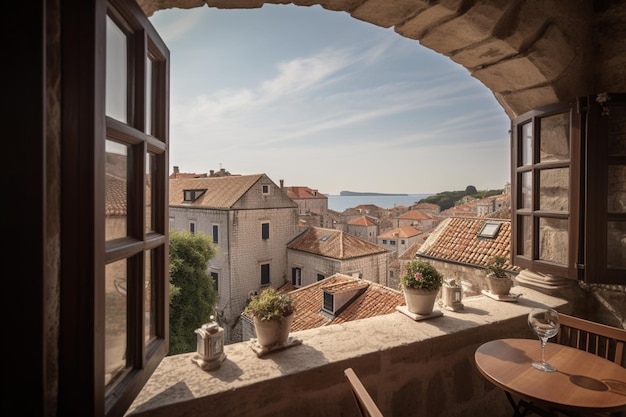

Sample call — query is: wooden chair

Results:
[344,368,385,417]
[556,313,626,368]
[550,313,626,417]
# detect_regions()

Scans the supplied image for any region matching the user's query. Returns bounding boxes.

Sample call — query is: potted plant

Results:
[244,287,296,347]
[485,255,513,296]
[400,260,444,315]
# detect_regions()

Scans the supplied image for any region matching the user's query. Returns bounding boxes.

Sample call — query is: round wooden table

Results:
[475,338,626,415]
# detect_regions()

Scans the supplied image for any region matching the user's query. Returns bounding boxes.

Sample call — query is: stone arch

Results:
[137,0,625,119]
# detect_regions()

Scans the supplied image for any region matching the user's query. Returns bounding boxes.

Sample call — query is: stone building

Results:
[287,226,391,287]
[376,226,425,258]
[282,184,329,228]
[345,215,379,243]
[395,209,438,231]
[416,216,519,296]
[169,174,299,343]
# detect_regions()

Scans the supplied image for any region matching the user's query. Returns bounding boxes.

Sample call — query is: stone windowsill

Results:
[126,286,569,416]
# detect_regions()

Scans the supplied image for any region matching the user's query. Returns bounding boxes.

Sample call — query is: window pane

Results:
[146,56,153,135]
[261,264,270,285]
[519,216,532,257]
[539,168,569,212]
[146,153,156,233]
[607,165,626,213]
[145,250,155,344]
[607,221,626,269]
[106,140,128,241]
[522,122,533,166]
[538,218,568,265]
[521,172,532,209]
[105,259,128,387]
[106,16,127,123]
[539,113,570,162]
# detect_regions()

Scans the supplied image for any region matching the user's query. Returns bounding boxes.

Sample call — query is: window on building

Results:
[212,224,219,243]
[317,274,325,281]
[183,189,206,202]
[390,240,396,246]
[382,239,387,244]
[292,267,302,287]
[401,239,406,244]
[323,291,334,312]
[262,222,270,240]
[478,222,501,239]
[262,184,270,195]
[210,272,218,292]
[189,221,195,235]
[59,1,170,415]
[261,263,270,286]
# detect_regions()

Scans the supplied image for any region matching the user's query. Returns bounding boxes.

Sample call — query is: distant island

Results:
[340,191,409,196]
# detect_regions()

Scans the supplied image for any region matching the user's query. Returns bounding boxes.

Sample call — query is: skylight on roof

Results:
[478,222,501,239]
[320,236,330,242]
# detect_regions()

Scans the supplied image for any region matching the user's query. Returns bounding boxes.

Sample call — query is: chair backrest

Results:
[557,313,626,367]
[343,368,385,417]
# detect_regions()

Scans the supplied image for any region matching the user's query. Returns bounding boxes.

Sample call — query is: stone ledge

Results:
[126,286,567,417]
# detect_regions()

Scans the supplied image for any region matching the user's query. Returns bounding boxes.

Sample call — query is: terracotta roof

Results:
[349,216,377,226]
[355,204,384,211]
[169,172,208,179]
[288,274,405,331]
[169,174,265,208]
[417,217,518,271]
[284,186,327,200]
[412,202,439,210]
[397,210,433,220]
[105,173,127,216]
[378,226,421,239]
[398,241,422,260]
[287,227,388,259]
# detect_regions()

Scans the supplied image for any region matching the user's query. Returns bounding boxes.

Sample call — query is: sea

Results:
[325,194,433,212]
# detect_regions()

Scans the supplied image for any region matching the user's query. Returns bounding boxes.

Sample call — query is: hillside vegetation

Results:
[418,185,503,211]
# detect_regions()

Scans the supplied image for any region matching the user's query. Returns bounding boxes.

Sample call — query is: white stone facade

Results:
[287,248,391,288]
[169,175,299,343]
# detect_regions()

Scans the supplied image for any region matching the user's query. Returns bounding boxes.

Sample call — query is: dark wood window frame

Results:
[511,95,626,284]
[59,1,170,416]
[511,101,581,280]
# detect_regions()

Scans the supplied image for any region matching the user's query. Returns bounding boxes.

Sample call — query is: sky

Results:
[149,5,511,196]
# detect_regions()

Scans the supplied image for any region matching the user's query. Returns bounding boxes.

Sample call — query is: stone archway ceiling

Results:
[138,0,622,119]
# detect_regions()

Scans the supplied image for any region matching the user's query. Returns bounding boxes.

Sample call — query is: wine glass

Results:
[527,308,560,372]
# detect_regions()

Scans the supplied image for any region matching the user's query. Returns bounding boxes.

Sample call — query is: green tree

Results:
[465,185,477,195]
[168,230,218,355]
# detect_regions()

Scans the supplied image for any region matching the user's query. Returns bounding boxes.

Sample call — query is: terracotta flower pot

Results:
[402,287,439,315]
[253,313,294,347]
[486,276,513,296]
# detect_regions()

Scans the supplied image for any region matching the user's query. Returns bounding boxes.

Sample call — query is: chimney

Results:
[280,179,284,189]
[210,170,214,176]
[173,166,179,174]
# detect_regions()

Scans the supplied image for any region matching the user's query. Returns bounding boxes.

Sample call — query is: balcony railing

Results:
[126,287,568,417]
